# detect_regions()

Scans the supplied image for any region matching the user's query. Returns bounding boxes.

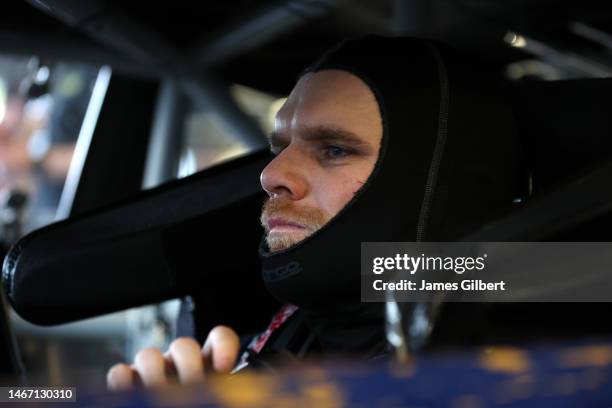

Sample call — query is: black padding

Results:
[510,79,612,194]
[429,79,612,349]
[3,150,278,329]
[0,290,23,379]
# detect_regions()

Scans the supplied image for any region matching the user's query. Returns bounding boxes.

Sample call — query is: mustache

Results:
[260,198,328,232]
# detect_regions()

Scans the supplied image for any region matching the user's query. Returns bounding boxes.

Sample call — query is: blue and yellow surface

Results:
[75,341,612,407]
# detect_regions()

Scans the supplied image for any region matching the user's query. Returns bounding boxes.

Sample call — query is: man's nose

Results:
[260,148,308,200]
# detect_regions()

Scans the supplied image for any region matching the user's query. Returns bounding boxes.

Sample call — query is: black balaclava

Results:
[259,36,523,356]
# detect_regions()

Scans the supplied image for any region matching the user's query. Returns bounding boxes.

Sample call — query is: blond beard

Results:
[260,198,329,252]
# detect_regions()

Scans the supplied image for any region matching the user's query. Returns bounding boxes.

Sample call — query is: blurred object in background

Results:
[177,84,283,177]
[0,56,126,388]
[0,188,28,250]
[26,62,98,231]
[0,57,96,232]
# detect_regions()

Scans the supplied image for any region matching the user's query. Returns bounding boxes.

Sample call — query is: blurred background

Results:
[0,0,612,389]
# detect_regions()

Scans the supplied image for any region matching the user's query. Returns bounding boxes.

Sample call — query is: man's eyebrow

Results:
[269,126,372,149]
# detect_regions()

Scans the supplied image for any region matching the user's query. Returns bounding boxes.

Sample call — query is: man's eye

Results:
[323,145,350,160]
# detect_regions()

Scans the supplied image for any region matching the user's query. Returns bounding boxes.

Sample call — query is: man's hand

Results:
[106,325,240,390]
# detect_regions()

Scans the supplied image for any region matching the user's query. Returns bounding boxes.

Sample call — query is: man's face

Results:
[260,70,383,252]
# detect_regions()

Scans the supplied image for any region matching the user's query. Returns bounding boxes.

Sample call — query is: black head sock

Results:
[259,36,523,355]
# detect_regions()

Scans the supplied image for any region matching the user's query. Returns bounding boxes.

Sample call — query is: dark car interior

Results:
[1,0,612,393]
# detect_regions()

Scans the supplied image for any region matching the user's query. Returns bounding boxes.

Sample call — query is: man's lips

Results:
[267,217,308,232]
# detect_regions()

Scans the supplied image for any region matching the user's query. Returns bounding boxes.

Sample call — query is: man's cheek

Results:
[317,192,349,219]
[336,178,368,212]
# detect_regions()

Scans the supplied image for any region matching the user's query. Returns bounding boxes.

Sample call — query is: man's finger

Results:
[202,326,240,373]
[133,348,168,388]
[167,337,205,384]
[106,363,135,390]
